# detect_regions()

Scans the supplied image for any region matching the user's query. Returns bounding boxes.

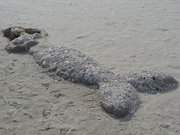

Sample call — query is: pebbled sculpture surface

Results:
[2,26,178,119]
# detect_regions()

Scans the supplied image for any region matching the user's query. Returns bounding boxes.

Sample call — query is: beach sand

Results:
[0,0,180,134]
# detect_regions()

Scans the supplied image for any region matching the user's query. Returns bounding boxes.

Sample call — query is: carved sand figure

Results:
[1,26,178,118]
[32,46,140,118]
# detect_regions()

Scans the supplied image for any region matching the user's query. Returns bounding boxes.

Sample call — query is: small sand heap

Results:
[126,71,178,94]
[2,26,46,53]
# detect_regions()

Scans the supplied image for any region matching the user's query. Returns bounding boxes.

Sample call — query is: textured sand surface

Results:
[0,0,180,135]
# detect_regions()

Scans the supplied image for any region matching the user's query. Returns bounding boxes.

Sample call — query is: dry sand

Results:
[0,0,180,134]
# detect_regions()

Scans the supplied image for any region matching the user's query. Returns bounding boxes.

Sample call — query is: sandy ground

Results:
[0,0,180,134]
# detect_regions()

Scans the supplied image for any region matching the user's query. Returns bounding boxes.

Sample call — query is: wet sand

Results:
[0,0,180,134]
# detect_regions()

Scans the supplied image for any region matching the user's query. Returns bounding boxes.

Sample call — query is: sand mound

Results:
[2,26,45,53]
[99,81,140,118]
[126,71,178,94]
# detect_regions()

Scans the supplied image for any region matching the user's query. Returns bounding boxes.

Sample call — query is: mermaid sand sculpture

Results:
[2,26,178,118]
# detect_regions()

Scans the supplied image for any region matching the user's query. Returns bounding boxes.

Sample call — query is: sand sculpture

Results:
[1,26,178,118]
